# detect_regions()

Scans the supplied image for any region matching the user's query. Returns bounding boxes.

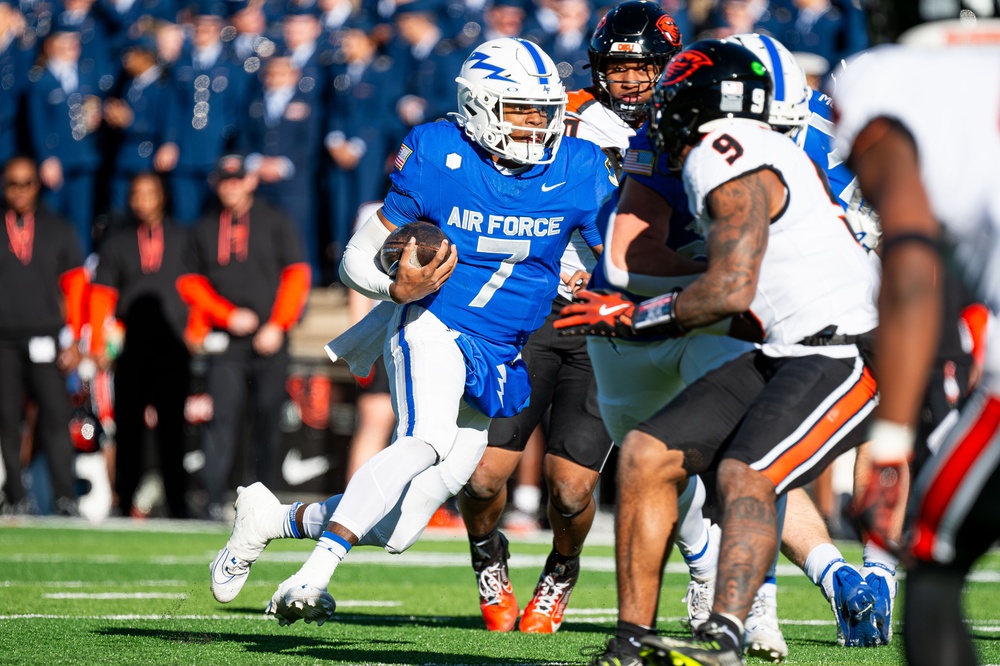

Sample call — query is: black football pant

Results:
[0,337,77,505]
[201,341,289,507]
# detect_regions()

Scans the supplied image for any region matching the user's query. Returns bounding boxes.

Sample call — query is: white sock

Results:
[302,496,342,540]
[297,531,351,587]
[512,485,541,514]
[330,436,438,539]
[676,478,716,581]
[757,578,777,602]
[804,543,846,601]
[862,541,898,598]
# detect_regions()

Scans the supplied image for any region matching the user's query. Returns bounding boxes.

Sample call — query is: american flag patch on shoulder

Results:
[394,143,413,171]
[623,149,655,176]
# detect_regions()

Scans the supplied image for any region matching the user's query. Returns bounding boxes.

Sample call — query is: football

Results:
[379,221,449,276]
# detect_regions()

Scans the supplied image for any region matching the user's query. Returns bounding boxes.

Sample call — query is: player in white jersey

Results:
[725,31,893,654]
[455,0,683,635]
[835,42,1000,666]
[556,40,879,666]
[204,38,614,627]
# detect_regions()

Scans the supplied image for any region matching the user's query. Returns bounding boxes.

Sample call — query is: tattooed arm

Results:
[673,169,785,329]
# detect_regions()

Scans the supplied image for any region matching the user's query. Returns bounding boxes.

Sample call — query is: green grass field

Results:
[1,518,999,665]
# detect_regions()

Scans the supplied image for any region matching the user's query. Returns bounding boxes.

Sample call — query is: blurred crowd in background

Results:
[0,0,872,282]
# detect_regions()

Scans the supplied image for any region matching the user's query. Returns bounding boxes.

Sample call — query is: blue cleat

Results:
[830,565,882,647]
[864,570,894,645]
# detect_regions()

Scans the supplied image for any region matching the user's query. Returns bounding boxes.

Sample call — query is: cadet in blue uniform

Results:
[154,1,249,224]
[391,0,471,129]
[324,19,403,262]
[204,38,616,625]
[278,2,327,106]
[242,55,323,280]
[28,25,103,252]
[0,2,31,165]
[103,33,170,213]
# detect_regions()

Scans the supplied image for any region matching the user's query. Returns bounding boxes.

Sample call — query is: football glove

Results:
[554,290,636,338]
[852,459,906,557]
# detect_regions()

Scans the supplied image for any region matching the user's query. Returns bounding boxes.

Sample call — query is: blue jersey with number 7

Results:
[380,119,613,350]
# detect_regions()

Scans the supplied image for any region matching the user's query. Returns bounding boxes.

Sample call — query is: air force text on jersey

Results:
[446,208,566,237]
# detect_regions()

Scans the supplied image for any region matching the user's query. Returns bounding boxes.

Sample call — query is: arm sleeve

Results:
[339,211,394,301]
[269,262,311,330]
[88,284,119,354]
[59,266,89,341]
[176,273,237,327]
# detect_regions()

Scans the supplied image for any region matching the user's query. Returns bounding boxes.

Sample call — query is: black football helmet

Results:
[588,0,683,124]
[649,39,772,171]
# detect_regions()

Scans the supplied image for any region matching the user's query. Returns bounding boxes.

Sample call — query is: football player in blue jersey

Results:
[456,0,683,636]
[205,37,616,627]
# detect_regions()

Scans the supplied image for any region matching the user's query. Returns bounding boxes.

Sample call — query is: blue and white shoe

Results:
[830,565,881,647]
[862,566,896,645]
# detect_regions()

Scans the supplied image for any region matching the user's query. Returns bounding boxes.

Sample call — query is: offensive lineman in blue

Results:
[205,37,615,626]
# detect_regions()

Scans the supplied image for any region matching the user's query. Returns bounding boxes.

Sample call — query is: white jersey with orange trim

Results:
[684,119,879,357]
[564,88,635,152]
[834,45,1000,383]
[555,88,631,301]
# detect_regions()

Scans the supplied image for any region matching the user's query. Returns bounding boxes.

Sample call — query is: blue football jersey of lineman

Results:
[591,123,701,301]
[798,89,857,209]
[381,120,613,350]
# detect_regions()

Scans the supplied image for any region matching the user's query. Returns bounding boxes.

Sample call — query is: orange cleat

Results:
[519,557,579,634]
[471,531,519,632]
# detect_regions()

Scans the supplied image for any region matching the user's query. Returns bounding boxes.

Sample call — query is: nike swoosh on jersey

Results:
[541,181,567,192]
[281,448,330,486]
[598,304,630,316]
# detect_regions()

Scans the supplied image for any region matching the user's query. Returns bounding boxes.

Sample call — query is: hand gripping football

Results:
[379,221,449,277]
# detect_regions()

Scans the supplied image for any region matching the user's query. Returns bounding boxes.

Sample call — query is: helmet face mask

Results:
[454,38,567,165]
[588,0,682,125]
[649,39,773,173]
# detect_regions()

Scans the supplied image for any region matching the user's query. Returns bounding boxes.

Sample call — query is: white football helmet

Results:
[452,37,567,165]
[728,33,810,133]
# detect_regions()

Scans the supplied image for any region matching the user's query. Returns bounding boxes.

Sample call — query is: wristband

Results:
[867,419,914,464]
[633,288,686,337]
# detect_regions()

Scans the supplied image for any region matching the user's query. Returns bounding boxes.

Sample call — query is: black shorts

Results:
[488,297,613,472]
[637,350,877,494]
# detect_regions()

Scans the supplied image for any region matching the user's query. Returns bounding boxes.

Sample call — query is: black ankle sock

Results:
[703,613,742,652]
[469,527,501,565]
[617,620,654,655]
[545,549,580,576]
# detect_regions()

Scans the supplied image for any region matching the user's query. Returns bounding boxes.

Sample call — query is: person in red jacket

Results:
[176,154,310,520]
[0,156,87,515]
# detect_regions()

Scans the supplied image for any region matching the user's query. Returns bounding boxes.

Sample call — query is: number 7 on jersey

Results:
[469,237,531,307]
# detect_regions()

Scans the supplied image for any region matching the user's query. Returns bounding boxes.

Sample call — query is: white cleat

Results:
[209,483,282,603]
[682,574,716,632]
[744,591,788,664]
[266,575,337,627]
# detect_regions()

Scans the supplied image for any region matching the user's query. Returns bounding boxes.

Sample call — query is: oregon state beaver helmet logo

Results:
[656,15,681,47]
[662,50,713,86]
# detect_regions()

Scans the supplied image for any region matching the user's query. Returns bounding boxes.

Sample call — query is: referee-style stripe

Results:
[397,305,416,437]
[912,395,1000,561]
[761,35,785,101]
[756,362,876,490]
[517,38,549,84]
